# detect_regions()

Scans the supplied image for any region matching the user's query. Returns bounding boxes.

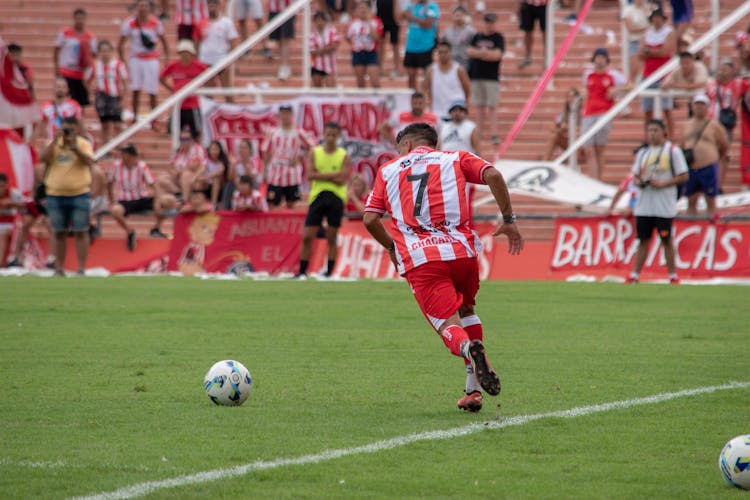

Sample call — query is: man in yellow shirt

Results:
[295,122,351,279]
[39,116,94,276]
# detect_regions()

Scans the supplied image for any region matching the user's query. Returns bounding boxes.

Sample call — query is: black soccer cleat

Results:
[468,340,501,396]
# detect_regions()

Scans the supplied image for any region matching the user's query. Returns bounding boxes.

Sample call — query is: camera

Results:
[62,127,74,137]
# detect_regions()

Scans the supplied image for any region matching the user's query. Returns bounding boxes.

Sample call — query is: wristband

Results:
[502,213,516,224]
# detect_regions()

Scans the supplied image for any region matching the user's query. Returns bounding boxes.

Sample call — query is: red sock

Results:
[440,325,470,358]
[461,315,483,364]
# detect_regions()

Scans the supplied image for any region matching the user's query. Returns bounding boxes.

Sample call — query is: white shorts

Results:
[581,114,613,146]
[129,57,160,95]
[236,0,263,20]
[0,222,14,233]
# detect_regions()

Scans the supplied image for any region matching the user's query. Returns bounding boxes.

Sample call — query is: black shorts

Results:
[95,92,123,123]
[119,197,154,216]
[326,0,347,13]
[177,24,194,40]
[311,67,329,77]
[65,77,90,107]
[403,50,433,69]
[635,216,673,242]
[266,184,300,206]
[304,191,344,228]
[382,23,400,45]
[519,2,547,32]
[169,107,202,137]
[269,12,295,40]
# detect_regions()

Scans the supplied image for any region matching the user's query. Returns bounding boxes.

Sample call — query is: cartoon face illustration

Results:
[188,213,220,245]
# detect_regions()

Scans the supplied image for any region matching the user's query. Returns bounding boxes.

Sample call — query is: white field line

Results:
[73,380,750,500]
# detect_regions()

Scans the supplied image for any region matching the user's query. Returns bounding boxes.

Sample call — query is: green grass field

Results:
[0,277,747,499]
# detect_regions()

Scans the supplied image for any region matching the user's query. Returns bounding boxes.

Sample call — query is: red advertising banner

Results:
[551,217,750,277]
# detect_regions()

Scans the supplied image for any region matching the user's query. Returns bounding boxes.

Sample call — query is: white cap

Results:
[692,93,710,105]
[176,39,196,55]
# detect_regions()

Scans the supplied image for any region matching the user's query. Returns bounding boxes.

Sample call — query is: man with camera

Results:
[39,116,95,276]
[627,118,688,284]
[680,94,728,216]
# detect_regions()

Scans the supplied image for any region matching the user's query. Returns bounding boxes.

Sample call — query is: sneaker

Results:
[625,276,639,284]
[150,227,168,238]
[518,56,532,69]
[291,273,307,280]
[669,276,680,285]
[467,340,500,396]
[76,269,85,276]
[7,258,21,267]
[262,47,273,60]
[127,231,137,252]
[457,391,483,413]
[88,224,97,244]
[45,257,56,269]
[277,65,291,81]
[53,269,65,277]
[563,13,577,22]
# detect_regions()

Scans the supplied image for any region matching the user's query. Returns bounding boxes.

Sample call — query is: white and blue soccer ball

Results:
[204,360,253,406]
[719,435,750,490]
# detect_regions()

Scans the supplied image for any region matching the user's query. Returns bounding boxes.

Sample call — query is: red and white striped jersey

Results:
[89,59,128,97]
[40,98,82,139]
[54,27,97,79]
[705,78,750,119]
[232,188,268,212]
[175,0,208,25]
[234,156,263,182]
[172,143,208,171]
[108,159,155,201]
[261,127,315,187]
[364,146,491,274]
[346,17,384,53]
[268,0,292,13]
[121,16,165,59]
[310,26,340,75]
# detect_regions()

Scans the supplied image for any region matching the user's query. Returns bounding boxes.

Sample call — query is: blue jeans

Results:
[46,193,91,233]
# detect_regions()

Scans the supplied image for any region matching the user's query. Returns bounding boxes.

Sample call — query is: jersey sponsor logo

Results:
[410,234,458,251]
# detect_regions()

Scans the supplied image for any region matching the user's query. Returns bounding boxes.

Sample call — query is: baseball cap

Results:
[692,93,710,105]
[483,12,497,22]
[176,39,196,55]
[591,47,609,62]
[118,143,139,156]
[278,103,293,111]
[448,100,468,112]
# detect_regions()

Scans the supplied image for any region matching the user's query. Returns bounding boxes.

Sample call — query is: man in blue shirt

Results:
[402,0,440,90]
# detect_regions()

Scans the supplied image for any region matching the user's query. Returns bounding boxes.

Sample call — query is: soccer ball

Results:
[203,360,253,406]
[718,435,750,489]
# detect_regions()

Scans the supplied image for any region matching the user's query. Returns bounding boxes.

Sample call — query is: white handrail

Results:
[94,0,310,161]
[710,0,719,75]
[552,0,750,168]
[544,1,555,69]
[619,0,629,81]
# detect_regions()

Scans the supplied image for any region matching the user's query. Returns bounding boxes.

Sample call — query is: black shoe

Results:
[45,258,56,269]
[7,258,21,267]
[150,227,168,238]
[127,231,137,251]
[53,269,65,277]
[291,273,307,280]
[88,224,97,244]
[468,340,501,396]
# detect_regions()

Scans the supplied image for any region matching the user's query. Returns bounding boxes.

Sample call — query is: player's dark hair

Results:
[324,121,341,131]
[411,91,425,100]
[98,39,113,50]
[73,8,86,16]
[238,175,253,185]
[61,116,79,126]
[647,119,666,131]
[437,39,452,50]
[396,122,438,147]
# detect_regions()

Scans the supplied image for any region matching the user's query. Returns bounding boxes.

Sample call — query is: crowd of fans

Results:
[2,0,750,273]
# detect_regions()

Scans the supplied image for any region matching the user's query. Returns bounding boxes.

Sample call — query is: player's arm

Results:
[363,211,397,270]
[118,35,128,63]
[305,148,320,179]
[458,66,471,104]
[331,154,351,185]
[483,167,523,255]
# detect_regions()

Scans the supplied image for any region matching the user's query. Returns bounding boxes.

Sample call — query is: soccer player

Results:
[363,122,523,412]
[296,122,351,279]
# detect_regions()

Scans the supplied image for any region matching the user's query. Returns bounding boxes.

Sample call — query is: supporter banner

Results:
[167,211,306,275]
[0,128,35,194]
[0,37,39,129]
[199,94,409,186]
[742,98,750,187]
[550,217,750,276]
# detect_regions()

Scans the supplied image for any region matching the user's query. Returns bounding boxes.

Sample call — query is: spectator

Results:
[346,1,384,89]
[180,189,213,214]
[639,9,677,140]
[621,0,652,84]
[119,0,169,123]
[437,100,479,153]
[544,87,582,161]
[175,0,208,41]
[668,0,692,42]
[402,0,440,91]
[88,40,128,147]
[424,40,471,120]
[54,8,97,111]
[195,0,238,100]
[107,143,167,251]
[680,94,728,216]
[518,0,546,70]
[0,173,24,266]
[375,0,402,79]
[3,42,38,138]
[235,0,272,59]
[363,122,523,412]
[321,0,351,23]
[295,121,351,279]
[38,116,94,276]
[268,0,297,81]
[261,104,316,209]
[466,12,504,145]
[627,119,688,284]
[36,77,82,142]
[6,178,56,269]
[160,39,209,139]
[581,48,627,179]
[442,6,475,73]
[737,30,750,79]
[192,140,227,208]
[223,139,263,208]
[606,173,639,217]
[155,128,207,235]
[345,173,368,219]
[662,51,708,114]
[706,60,750,189]
[231,175,268,212]
[309,11,341,88]
[378,91,438,144]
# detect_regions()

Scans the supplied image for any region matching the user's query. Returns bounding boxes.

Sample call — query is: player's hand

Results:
[387,245,398,271]
[492,223,524,255]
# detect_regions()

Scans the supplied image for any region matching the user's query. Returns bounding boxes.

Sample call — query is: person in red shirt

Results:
[378,91,438,145]
[581,48,626,179]
[160,39,209,139]
[363,122,523,413]
[53,8,97,110]
[638,9,677,139]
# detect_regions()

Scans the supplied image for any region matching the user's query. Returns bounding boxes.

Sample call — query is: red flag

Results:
[0,37,40,129]
[0,128,36,195]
